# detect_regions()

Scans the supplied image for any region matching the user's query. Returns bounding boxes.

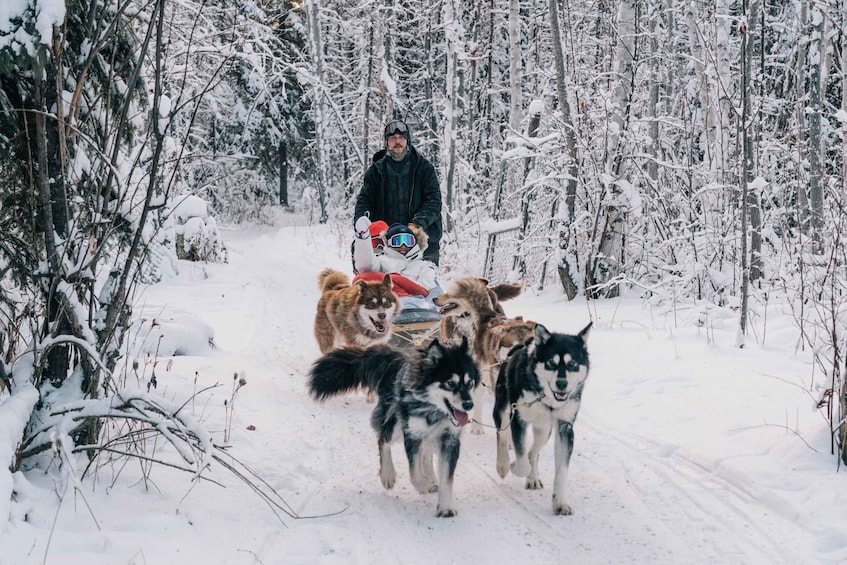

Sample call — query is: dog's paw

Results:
[380,469,396,490]
[553,496,573,516]
[436,506,457,518]
[496,460,510,479]
[411,476,437,494]
[414,483,438,494]
[525,477,544,490]
[496,450,511,478]
[511,459,530,477]
[470,422,485,435]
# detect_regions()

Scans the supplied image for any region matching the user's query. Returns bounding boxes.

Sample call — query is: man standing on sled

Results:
[354,118,443,266]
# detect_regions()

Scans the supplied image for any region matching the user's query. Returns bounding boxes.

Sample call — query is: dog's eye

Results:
[544,360,558,371]
[566,360,580,371]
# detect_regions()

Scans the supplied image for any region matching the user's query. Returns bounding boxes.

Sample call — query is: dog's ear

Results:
[534,323,552,345]
[355,280,368,292]
[424,338,446,364]
[490,281,524,302]
[381,273,393,288]
[578,321,593,344]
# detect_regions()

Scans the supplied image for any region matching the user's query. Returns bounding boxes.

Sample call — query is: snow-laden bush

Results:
[168,194,228,264]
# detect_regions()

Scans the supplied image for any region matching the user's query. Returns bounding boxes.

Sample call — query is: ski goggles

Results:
[387,232,416,248]
[384,120,408,137]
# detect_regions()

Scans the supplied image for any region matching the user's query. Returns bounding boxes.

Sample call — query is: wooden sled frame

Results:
[389,308,441,348]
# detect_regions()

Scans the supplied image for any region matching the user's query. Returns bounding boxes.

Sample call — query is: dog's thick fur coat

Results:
[313,268,398,354]
[434,277,535,433]
[493,322,592,515]
[308,339,481,517]
[438,278,524,345]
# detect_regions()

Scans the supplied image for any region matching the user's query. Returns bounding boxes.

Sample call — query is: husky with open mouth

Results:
[493,322,592,516]
[433,277,535,434]
[313,267,398,354]
[307,338,480,517]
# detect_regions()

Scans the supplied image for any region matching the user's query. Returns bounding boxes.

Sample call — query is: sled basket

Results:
[389,308,441,348]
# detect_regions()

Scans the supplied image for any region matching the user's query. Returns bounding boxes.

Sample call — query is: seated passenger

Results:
[352,217,441,310]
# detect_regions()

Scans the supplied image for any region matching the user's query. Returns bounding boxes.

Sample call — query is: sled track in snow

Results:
[579,417,808,563]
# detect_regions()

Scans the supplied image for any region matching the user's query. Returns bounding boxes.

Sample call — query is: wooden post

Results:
[279,141,288,206]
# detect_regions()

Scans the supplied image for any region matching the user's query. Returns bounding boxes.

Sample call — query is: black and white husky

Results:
[307,338,481,517]
[493,322,592,515]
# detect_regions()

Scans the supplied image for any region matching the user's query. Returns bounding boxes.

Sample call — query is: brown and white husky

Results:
[313,268,399,354]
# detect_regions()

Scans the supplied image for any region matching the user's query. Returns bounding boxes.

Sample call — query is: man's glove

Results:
[408,223,428,251]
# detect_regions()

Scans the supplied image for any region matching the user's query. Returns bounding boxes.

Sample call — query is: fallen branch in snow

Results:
[730,422,819,453]
[18,385,349,524]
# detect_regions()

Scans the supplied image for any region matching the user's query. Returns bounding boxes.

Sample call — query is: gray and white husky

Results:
[492,322,592,515]
[307,338,481,517]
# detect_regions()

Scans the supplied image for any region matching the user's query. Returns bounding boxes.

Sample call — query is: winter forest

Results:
[2,0,847,533]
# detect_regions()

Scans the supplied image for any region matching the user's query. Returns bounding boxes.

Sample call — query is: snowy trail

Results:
[577,417,804,563]
[125,220,842,565]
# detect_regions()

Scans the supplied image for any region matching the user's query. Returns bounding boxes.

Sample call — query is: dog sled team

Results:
[308,119,593,517]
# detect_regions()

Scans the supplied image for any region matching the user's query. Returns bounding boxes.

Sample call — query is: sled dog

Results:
[439,278,524,345]
[493,322,592,516]
[313,268,399,354]
[434,277,535,433]
[307,338,480,517]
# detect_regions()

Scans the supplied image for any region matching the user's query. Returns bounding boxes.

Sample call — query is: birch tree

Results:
[588,0,637,298]
[549,0,579,300]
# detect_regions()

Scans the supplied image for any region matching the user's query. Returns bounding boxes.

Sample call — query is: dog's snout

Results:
[461,399,474,411]
[377,312,386,320]
[556,378,568,391]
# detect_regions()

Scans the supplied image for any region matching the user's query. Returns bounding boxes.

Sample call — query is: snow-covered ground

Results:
[3,214,847,564]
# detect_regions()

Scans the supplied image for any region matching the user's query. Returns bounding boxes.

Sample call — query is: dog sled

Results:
[389,306,441,348]
[354,270,441,348]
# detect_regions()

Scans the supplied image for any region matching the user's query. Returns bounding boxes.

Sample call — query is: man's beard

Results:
[389,145,409,161]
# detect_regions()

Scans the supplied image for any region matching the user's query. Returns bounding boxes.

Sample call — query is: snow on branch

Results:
[22,390,214,475]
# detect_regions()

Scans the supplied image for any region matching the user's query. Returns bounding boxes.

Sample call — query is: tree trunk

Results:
[549,0,579,300]
[806,2,824,252]
[512,107,541,279]
[508,0,522,133]
[306,0,328,223]
[442,0,459,233]
[739,2,752,340]
[589,0,637,299]
[362,23,374,180]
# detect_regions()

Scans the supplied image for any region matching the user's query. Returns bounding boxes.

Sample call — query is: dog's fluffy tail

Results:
[308,345,405,401]
[318,268,350,292]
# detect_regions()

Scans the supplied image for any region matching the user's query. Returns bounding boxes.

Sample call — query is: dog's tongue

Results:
[438,303,458,315]
[453,408,469,427]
